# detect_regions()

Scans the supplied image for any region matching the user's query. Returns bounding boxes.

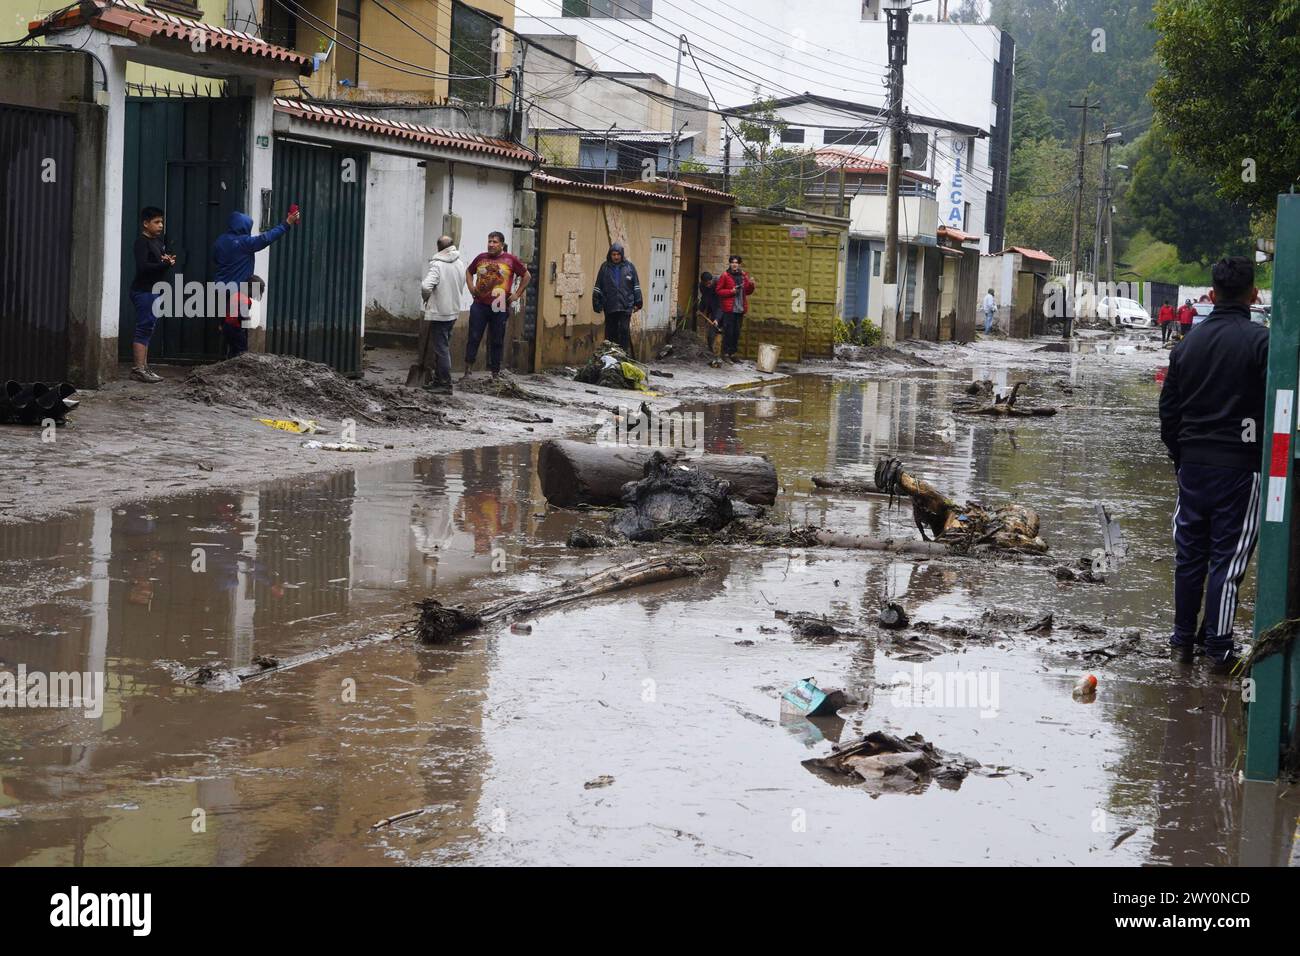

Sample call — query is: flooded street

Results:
[3,352,1297,866]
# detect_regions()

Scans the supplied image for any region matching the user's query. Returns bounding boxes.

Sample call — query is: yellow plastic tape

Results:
[256,418,317,434]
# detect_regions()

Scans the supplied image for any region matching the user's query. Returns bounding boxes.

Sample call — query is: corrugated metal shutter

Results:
[267,139,367,376]
[0,104,75,382]
[121,97,249,363]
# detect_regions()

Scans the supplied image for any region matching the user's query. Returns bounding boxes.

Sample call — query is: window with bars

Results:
[448,1,500,105]
[824,128,879,147]
[780,127,806,144]
[335,0,360,87]
[562,0,653,17]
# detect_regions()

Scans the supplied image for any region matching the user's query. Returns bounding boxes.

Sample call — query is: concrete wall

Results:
[850,193,937,244]
[0,47,109,385]
[534,191,681,368]
[364,152,428,330]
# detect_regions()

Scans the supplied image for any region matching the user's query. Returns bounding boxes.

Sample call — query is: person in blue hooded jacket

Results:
[211,208,299,352]
[591,242,642,354]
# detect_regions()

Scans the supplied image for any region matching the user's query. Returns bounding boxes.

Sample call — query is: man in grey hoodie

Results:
[421,236,471,394]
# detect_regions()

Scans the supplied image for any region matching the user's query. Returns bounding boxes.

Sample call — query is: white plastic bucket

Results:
[756,342,780,373]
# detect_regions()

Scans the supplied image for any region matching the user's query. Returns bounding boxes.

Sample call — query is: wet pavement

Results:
[2,349,1297,865]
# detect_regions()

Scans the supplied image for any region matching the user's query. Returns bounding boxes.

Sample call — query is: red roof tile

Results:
[1005,245,1055,263]
[532,172,687,205]
[30,0,312,74]
[274,98,538,164]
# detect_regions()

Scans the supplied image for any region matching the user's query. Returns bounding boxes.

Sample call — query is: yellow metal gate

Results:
[730,222,842,361]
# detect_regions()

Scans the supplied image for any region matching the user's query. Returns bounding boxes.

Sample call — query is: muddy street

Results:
[1,340,1296,866]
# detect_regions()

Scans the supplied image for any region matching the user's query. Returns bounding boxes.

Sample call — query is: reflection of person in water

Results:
[1147,684,1239,865]
[455,447,519,555]
[705,402,742,456]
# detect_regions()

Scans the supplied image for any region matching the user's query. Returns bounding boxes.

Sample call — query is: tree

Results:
[1151,0,1300,209]
[1126,127,1253,265]
[951,0,984,24]
[729,94,810,209]
[1004,136,1092,257]
[989,0,1159,133]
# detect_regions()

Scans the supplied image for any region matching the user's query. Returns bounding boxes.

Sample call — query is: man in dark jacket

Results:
[1159,256,1269,669]
[592,242,642,354]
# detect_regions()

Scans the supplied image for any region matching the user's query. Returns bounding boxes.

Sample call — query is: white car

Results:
[1096,297,1153,328]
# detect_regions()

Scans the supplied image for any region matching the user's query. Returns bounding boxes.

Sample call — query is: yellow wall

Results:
[535,191,681,368]
[294,0,515,104]
[3,0,229,88]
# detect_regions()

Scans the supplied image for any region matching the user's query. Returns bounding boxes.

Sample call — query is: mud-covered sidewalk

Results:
[0,342,793,526]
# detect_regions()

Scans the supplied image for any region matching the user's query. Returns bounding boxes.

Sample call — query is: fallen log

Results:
[415,554,708,643]
[810,474,893,498]
[539,439,776,507]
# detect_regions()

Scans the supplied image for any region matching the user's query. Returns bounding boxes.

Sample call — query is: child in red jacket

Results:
[713,255,755,362]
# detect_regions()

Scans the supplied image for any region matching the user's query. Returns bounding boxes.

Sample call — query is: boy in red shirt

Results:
[1158,301,1175,343]
[1176,298,1196,338]
[221,275,264,358]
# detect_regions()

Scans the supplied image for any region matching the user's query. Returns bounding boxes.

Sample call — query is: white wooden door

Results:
[646,237,672,331]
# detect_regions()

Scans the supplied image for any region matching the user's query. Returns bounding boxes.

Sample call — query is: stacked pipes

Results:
[0,382,79,425]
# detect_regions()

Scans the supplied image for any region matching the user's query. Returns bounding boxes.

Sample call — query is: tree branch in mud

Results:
[414,554,708,643]
[873,457,1048,552]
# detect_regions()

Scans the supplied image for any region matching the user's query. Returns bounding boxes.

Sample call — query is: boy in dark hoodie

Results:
[592,242,642,354]
[211,208,299,355]
[128,206,175,383]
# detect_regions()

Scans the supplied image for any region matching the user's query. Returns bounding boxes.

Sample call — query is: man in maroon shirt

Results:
[464,231,530,380]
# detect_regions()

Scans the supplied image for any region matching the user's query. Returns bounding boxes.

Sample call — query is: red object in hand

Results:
[288,203,300,217]
[1155,366,1168,384]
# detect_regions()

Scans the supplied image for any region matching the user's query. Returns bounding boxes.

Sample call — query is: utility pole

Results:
[1090,124,1124,324]
[723,130,732,194]
[882,0,911,345]
[1066,95,1092,339]
[668,34,686,179]
[603,122,616,186]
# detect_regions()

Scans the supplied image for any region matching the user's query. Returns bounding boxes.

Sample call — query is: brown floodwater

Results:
[1,354,1297,866]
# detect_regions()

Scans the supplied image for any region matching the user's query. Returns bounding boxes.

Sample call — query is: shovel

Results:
[405,321,434,387]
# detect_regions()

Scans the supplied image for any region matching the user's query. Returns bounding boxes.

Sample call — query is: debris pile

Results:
[609,451,734,542]
[413,599,483,644]
[875,456,1048,553]
[952,381,1058,417]
[181,353,449,427]
[1,381,78,425]
[574,343,649,390]
[803,731,982,794]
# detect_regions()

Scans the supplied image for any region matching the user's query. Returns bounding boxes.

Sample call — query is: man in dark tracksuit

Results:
[592,242,642,354]
[1159,256,1269,669]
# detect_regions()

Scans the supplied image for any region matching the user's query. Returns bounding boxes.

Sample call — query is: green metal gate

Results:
[121,96,248,363]
[266,139,367,376]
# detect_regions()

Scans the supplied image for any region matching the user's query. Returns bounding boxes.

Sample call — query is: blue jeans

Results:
[465,301,507,372]
[1171,463,1261,660]
[130,290,160,346]
[428,320,454,384]
[983,309,995,333]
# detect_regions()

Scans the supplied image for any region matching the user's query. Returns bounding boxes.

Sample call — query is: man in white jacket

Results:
[421,236,471,394]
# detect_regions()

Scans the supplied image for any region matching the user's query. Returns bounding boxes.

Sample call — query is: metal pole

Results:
[723,131,731,194]
[1093,122,1108,299]
[668,34,686,179]
[1244,192,1300,782]
[882,1,911,345]
[1067,96,1091,338]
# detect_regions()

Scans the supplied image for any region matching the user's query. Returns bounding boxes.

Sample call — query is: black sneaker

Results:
[1170,643,1194,664]
[1208,652,1240,675]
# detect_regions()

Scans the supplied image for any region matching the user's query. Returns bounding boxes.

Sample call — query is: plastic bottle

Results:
[1073,674,1098,698]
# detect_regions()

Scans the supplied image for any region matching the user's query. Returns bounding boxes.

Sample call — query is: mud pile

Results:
[656,326,717,364]
[458,370,557,404]
[609,451,734,542]
[835,344,935,368]
[181,353,449,426]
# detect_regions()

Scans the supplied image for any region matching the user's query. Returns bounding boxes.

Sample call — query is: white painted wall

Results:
[366,158,517,323]
[365,153,427,320]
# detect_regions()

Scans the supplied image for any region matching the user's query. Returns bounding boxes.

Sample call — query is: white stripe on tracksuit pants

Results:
[1171,463,1261,660]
